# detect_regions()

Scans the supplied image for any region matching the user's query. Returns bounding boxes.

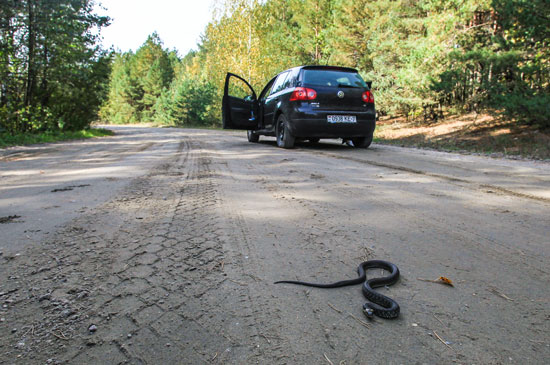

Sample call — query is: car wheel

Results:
[352,134,373,148]
[276,114,295,149]
[247,130,260,143]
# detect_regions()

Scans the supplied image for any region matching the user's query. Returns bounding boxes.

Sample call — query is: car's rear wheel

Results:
[352,134,373,148]
[247,130,260,143]
[276,114,295,149]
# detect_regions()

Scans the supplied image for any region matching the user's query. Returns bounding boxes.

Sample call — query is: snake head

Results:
[362,305,374,319]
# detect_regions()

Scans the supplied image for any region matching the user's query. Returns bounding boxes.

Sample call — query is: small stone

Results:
[62,309,73,317]
[39,293,52,302]
[166,343,171,347]
[16,341,25,348]
[127,334,132,338]
[411,323,418,327]
[0,317,5,322]
[11,328,17,333]
[88,324,97,333]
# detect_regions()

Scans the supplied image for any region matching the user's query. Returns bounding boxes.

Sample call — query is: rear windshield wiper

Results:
[337,83,361,88]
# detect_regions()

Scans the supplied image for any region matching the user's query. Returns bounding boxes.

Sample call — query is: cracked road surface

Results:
[1,126,549,364]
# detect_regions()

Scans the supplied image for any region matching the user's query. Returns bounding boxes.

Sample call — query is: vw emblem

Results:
[337,91,345,98]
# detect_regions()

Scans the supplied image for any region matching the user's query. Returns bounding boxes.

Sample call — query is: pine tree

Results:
[0,0,111,133]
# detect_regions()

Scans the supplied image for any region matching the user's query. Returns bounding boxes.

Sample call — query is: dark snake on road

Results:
[275,260,400,319]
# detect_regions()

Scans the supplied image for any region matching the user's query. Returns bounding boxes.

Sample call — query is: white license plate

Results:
[327,115,356,123]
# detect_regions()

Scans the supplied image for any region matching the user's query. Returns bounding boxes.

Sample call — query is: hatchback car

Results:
[222,65,376,149]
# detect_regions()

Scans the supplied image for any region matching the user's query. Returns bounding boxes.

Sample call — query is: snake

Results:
[274,260,400,319]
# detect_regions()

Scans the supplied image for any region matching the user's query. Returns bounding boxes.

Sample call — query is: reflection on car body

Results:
[222,65,376,149]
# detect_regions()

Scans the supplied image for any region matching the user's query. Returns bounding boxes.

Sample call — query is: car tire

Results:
[276,114,295,149]
[247,130,260,143]
[352,134,373,148]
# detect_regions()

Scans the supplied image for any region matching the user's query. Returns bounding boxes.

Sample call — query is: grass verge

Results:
[374,113,550,160]
[0,128,114,149]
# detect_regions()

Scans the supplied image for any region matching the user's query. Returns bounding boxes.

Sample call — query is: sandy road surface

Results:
[1,126,549,364]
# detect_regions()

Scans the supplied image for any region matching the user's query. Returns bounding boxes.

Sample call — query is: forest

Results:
[1,0,549,135]
[0,0,110,134]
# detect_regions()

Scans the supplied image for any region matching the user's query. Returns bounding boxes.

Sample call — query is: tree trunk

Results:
[22,0,37,132]
[25,0,36,109]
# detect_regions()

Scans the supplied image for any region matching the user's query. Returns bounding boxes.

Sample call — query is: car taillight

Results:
[290,87,317,101]
[362,90,374,103]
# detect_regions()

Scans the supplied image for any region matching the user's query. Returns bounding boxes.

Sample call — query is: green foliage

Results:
[96,0,548,129]
[196,0,482,117]
[99,33,176,124]
[430,0,550,126]
[497,93,550,129]
[288,0,335,64]
[0,0,111,134]
[2,0,548,133]
[155,77,217,126]
[99,53,139,124]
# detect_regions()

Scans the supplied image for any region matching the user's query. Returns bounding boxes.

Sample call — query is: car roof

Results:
[280,65,359,75]
[301,65,359,73]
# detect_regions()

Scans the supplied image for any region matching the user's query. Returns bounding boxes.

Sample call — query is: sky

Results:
[93,0,217,55]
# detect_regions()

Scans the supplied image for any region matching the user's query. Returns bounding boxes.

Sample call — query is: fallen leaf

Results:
[417,277,455,287]
[437,276,454,287]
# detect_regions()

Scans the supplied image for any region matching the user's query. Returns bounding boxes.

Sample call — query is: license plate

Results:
[327,115,356,123]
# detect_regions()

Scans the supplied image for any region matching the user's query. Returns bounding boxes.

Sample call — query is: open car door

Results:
[222,73,259,130]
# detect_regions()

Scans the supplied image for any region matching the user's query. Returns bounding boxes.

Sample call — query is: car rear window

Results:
[302,69,367,88]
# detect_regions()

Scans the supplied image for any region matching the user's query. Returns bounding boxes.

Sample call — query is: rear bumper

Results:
[288,105,375,138]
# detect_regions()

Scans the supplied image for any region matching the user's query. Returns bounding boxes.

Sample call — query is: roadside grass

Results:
[97,121,222,130]
[0,128,114,148]
[374,113,550,160]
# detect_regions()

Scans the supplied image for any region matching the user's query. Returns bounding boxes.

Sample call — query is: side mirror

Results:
[366,81,372,89]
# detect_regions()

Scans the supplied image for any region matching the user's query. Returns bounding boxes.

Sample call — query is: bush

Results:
[499,93,550,129]
[155,77,218,126]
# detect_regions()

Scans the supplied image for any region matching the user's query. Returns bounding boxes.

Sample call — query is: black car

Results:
[222,65,376,149]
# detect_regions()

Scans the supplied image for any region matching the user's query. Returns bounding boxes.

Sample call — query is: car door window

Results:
[281,71,296,90]
[270,72,290,96]
[259,77,276,100]
[227,75,255,99]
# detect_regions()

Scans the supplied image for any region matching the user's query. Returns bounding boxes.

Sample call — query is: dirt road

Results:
[1,126,549,364]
